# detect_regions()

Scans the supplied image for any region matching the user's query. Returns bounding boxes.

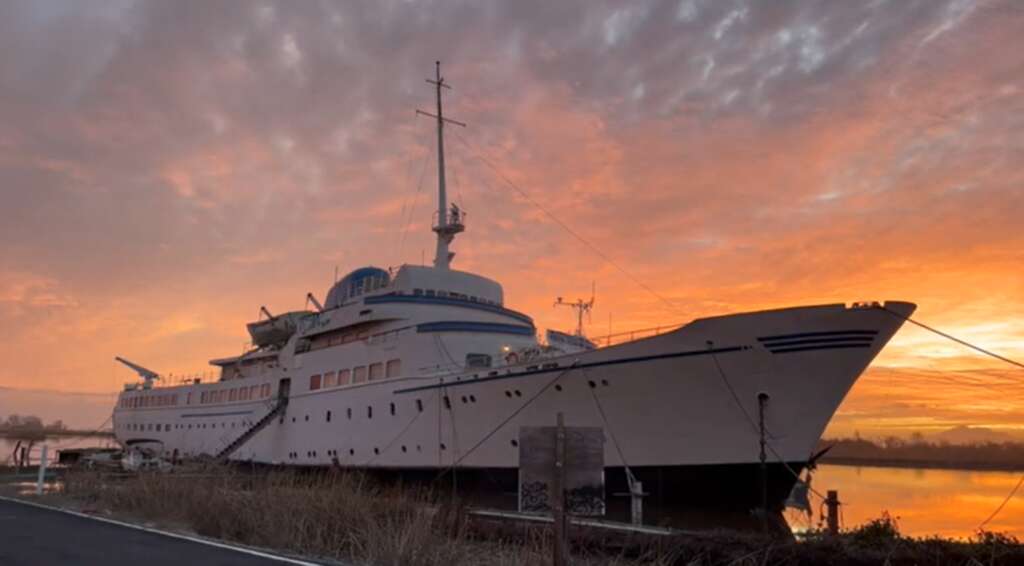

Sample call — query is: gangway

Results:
[215,397,289,461]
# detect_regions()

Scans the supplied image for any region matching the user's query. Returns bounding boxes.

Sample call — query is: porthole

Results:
[401,446,407,453]
[469,395,476,402]
[347,408,352,419]
[514,390,522,397]
[440,443,447,451]
[511,439,519,447]
[601,379,609,386]
[373,447,380,455]
[443,396,451,409]
[555,385,563,392]
[349,448,355,456]
[367,406,373,419]
[305,415,310,422]
[326,411,332,422]
[505,391,512,398]
[587,380,596,389]
[390,402,395,416]
[461,396,468,403]
[416,399,423,412]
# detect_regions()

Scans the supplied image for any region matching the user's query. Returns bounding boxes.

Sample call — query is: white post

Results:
[36,445,48,495]
[631,480,644,526]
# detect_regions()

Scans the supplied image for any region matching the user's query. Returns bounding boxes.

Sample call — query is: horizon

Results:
[2,1,1023,438]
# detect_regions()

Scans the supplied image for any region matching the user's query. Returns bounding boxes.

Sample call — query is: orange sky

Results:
[1,0,1022,434]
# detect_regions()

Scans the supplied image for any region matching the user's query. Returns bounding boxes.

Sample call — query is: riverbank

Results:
[4,467,1023,565]
[819,456,1024,472]
[817,437,1024,472]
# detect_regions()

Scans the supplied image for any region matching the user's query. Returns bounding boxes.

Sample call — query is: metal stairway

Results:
[215,397,289,461]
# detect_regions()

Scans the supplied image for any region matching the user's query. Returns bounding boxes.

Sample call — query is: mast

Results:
[417,61,465,270]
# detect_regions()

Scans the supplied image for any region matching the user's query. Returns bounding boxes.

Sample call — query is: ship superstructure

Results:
[112,63,914,512]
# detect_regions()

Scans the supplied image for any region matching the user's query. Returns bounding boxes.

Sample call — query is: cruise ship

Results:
[112,63,914,513]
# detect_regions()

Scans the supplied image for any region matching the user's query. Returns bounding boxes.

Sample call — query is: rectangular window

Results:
[200,392,207,404]
[368,363,383,381]
[261,384,270,398]
[385,359,402,378]
[338,369,351,386]
[229,389,238,402]
[309,374,322,390]
[186,392,192,405]
[323,371,336,388]
[352,366,367,384]
[239,388,248,401]
[250,385,260,399]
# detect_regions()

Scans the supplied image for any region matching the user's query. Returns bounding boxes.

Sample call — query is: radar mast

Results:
[417,61,466,270]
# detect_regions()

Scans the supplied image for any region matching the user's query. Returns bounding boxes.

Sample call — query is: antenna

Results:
[416,61,467,270]
[554,282,596,338]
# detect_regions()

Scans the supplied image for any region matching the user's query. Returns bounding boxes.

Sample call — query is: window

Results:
[368,363,383,381]
[229,389,238,402]
[186,392,192,405]
[261,384,271,398]
[201,392,208,404]
[466,353,492,368]
[425,289,436,297]
[386,359,402,378]
[323,371,336,388]
[310,374,322,390]
[338,369,351,386]
[352,366,367,384]
[413,288,423,295]
[250,385,260,399]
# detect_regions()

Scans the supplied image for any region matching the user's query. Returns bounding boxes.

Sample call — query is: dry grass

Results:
[55,468,1024,566]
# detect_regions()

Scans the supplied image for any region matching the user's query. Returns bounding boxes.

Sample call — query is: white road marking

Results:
[0,495,322,565]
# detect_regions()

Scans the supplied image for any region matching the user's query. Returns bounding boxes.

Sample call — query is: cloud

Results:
[0,0,1021,437]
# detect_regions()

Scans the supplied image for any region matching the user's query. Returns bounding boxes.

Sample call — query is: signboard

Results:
[518,425,605,516]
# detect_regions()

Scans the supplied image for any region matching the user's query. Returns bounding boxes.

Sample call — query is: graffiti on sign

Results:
[518,425,605,516]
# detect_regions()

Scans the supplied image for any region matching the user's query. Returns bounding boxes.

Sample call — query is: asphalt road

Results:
[0,497,309,565]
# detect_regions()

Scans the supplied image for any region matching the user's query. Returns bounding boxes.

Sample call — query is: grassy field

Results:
[13,467,1023,565]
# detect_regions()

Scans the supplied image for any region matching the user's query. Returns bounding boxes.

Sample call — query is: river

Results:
[789,463,1024,539]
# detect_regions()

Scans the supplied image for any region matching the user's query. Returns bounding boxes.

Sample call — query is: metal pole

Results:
[553,412,566,566]
[758,392,769,530]
[36,445,48,495]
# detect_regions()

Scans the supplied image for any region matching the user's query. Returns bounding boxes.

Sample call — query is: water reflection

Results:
[792,464,1024,539]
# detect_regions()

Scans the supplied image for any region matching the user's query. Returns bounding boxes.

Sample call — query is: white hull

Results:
[114,301,913,472]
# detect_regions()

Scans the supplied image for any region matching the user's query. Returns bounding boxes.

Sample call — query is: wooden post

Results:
[826,490,840,535]
[36,445,48,495]
[553,412,567,566]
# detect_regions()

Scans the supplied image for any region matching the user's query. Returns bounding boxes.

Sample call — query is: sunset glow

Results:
[1,0,1022,437]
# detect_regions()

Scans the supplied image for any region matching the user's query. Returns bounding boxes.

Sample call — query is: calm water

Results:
[789,463,1024,539]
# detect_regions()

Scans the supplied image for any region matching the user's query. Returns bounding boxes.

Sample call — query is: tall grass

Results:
[57,467,1024,565]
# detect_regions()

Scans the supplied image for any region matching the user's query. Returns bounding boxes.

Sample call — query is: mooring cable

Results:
[875,305,1024,531]
[708,344,830,503]
[581,366,639,491]
[432,361,579,484]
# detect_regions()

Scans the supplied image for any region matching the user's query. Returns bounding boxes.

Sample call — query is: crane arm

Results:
[114,357,160,381]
